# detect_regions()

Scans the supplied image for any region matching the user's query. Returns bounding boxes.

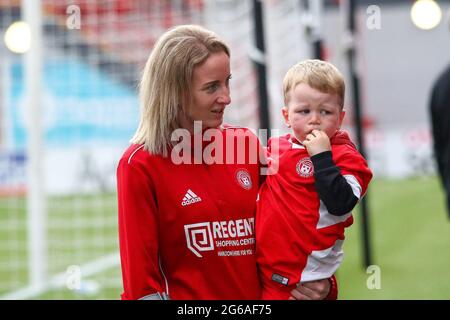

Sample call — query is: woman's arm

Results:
[117,152,167,300]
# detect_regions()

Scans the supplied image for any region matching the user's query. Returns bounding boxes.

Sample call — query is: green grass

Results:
[0,193,122,299]
[1,177,449,299]
[338,176,450,299]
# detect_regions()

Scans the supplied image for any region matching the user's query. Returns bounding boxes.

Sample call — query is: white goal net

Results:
[0,0,311,299]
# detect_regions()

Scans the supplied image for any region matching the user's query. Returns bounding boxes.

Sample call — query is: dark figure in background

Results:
[429,63,450,219]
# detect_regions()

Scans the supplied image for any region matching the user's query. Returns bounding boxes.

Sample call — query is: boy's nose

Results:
[309,112,321,124]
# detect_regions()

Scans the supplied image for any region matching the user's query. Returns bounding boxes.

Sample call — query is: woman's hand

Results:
[289,278,331,300]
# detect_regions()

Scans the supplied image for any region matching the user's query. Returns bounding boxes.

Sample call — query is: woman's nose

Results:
[218,86,231,105]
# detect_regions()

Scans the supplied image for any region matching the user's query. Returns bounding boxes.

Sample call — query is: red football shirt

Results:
[256,132,372,299]
[117,126,263,299]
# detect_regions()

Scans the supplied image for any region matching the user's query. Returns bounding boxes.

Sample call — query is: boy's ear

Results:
[282,107,290,127]
[338,109,346,128]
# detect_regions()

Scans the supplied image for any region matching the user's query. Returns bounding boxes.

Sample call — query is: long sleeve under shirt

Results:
[311,150,359,216]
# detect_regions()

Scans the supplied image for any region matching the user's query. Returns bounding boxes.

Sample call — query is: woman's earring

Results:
[286,123,291,128]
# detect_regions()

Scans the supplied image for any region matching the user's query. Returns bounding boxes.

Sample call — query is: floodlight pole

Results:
[23,0,47,290]
[252,0,271,135]
[343,0,373,268]
[301,0,324,59]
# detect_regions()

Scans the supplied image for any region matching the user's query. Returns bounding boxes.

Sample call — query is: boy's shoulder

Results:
[268,133,300,147]
[330,131,371,164]
[268,134,301,154]
[330,130,356,148]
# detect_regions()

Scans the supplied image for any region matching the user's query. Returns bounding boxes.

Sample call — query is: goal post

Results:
[22,0,47,293]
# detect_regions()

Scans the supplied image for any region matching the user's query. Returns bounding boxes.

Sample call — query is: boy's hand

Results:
[303,129,331,156]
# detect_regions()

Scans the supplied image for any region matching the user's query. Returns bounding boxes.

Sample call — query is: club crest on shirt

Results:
[296,158,314,178]
[235,169,252,190]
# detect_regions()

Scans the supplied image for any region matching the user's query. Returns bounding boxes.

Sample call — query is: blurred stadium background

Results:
[0,0,449,299]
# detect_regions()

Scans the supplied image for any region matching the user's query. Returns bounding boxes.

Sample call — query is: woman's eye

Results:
[206,83,219,92]
[226,75,232,86]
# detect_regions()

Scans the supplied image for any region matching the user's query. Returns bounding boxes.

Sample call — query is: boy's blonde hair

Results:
[283,59,345,108]
[131,25,230,156]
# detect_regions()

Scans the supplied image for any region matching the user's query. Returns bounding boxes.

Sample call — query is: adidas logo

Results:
[181,189,202,206]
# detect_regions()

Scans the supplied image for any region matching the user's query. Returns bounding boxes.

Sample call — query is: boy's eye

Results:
[298,109,309,114]
[321,110,331,115]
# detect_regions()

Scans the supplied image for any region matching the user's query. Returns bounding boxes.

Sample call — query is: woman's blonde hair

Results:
[283,59,345,108]
[131,25,230,156]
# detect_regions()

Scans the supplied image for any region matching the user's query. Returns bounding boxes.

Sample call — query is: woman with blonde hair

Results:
[117,24,336,300]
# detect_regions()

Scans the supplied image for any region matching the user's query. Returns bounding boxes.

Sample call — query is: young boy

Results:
[256,59,372,300]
